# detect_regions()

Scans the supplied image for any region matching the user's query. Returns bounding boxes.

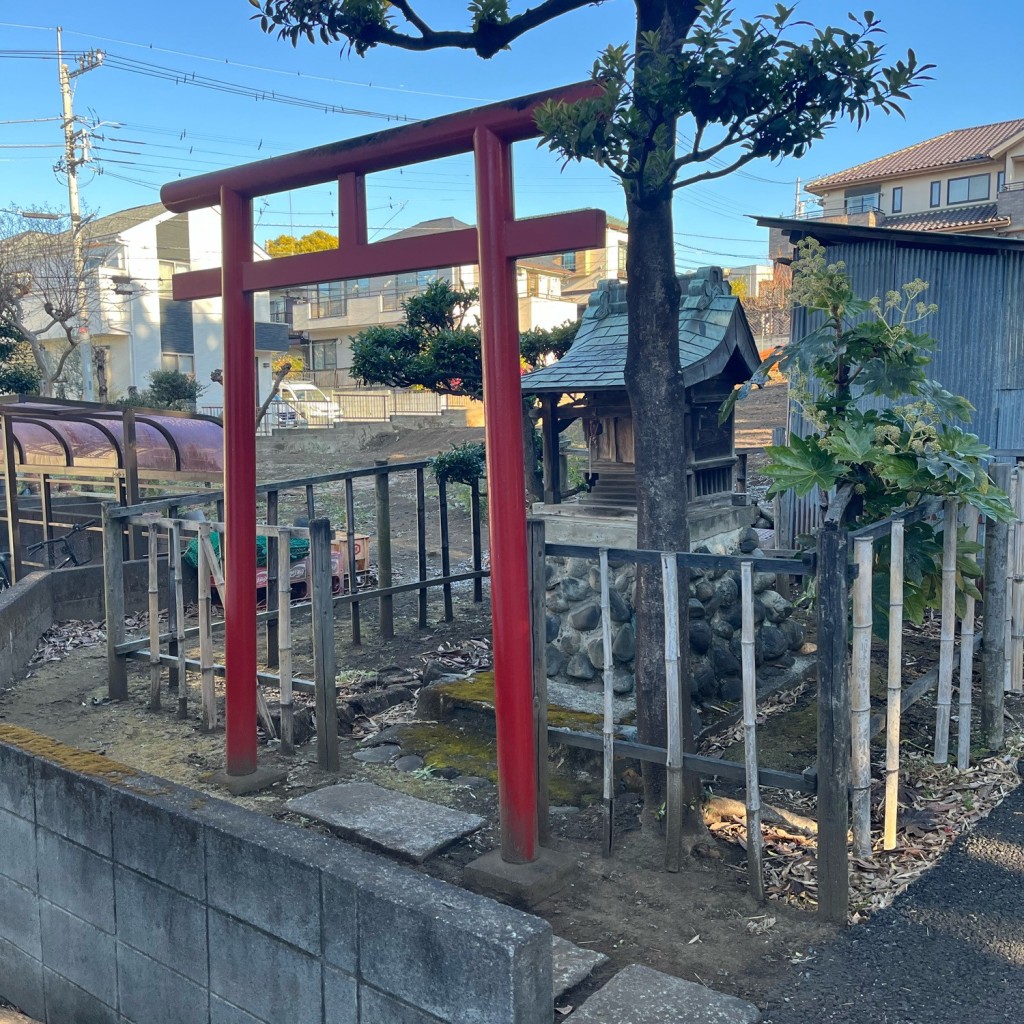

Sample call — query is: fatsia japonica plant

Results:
[726,238,1012,630]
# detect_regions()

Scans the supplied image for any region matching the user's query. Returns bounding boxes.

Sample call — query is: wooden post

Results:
[816,521,850,924]
[599,548,615,858]
[740,561,765,901]
[883,518,905,851]
[310,518,339,771]
[438,479,454,622]
[147,523,161,710]
[171,521,187,719]
[1012,468,1024,694]
[982,463,1011,748]
[661,552,684,873]
[1,415,22,584]
[122,408,141,560]
[541,395,561,505]
[198,523,217,731]
[934,499,959,763]
[305,483,315,520]
[265,489,280,667]
[102,503,128,701]
[528,519,549,844]
[166,516,180,693]
[345,477,361,644]
[40,474,53,547]
[470,477,483,603]
[416,467,428,628]
[850,536,874,859]
[957,508,980,770]
[277,527,294,753]
[375,460,394,638]
[1004,470,1015,694]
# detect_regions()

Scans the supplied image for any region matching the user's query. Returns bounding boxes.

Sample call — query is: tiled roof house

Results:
[803,118,1024,237]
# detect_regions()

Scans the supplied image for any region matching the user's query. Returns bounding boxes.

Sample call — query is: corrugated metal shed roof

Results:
[808,118,1024,191]
[521,268,761,394]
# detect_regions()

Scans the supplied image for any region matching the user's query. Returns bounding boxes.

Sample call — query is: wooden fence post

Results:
[439,479,454,623]
[471,478,483,603]
[527,519,549,844]
[147,523,161,710]
[883,518,905,851]
[934,499,959,764]
[171,521,187,720]
[374,461,394,638]
[957,508,980,770]
[740,560,765,901]
[982,463,1011,748]
[310,518,339,772]
[816,521,850,924]
[1012,468,1024,694]
[416,467,428,628]
[661,552,683,873]
[266,489,279,667]
[850,536,873,858]
[599,548,615,858]
[277,527,294,754]
[102,502,128,701]
[345,478,361,645]
[198,523,217,731]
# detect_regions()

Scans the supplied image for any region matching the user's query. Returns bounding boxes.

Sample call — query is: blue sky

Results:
[2,1,1022,271]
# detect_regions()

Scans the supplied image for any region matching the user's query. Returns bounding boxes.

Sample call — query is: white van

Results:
[277,381,339,426]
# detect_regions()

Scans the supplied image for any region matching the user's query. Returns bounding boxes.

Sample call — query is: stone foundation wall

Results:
[544,527,805,703]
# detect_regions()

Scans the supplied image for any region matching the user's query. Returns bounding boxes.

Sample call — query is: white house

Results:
[276,216,584,389]
[37,202,287,404]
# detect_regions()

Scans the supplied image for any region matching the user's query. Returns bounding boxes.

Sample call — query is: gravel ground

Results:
[764,766,1024,1024]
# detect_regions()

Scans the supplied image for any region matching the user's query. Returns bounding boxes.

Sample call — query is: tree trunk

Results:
[624,0,704,837]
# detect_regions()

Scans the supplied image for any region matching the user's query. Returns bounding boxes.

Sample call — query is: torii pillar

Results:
[161,84,605,866]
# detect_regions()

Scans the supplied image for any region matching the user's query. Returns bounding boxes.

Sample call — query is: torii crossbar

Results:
[161,83,605,864]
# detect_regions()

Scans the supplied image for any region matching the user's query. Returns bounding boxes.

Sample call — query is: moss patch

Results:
[387,720,599,807]
[435,672,610,734]
[721,699,818,773]
[0,724,136,782]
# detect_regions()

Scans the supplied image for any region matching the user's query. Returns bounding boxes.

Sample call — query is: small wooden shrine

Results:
[521,267,761,544]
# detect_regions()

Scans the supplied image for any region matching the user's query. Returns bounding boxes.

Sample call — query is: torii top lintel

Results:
[161,81,607,302]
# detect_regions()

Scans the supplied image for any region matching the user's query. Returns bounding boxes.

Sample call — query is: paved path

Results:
[765,774,1024,1024]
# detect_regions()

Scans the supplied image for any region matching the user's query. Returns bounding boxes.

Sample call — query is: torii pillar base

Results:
[463,847,574,908]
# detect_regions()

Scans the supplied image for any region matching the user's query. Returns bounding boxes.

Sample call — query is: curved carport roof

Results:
[0,397,223,475]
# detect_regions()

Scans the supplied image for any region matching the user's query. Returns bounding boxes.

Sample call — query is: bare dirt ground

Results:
[1,389,851,1016]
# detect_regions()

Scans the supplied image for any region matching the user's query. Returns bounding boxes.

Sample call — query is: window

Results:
[157,260,189,296]
[269,297,289,323]
[308,281,346,319]
[930,181,941,207]
[310,340,337,371]
[948,173,990,204]
[161,353,194,375]
[998,171,1006,193]
[617,243,627,276]
[561,251,577,272]
[843,194,881,214]
[891,187,903,214]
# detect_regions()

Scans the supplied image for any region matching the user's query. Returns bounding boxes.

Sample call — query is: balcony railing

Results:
[843,195,882,215]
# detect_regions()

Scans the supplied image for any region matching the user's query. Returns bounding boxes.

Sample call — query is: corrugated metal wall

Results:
[782,237,1024,539]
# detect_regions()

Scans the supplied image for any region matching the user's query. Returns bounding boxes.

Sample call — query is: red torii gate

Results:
[161,83,605,864]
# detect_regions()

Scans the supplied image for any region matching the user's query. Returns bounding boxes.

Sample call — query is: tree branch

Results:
[671,148,761,190]
[388,1,433,39]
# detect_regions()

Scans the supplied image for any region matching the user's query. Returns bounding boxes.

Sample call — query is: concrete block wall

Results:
[0,729,552,1024]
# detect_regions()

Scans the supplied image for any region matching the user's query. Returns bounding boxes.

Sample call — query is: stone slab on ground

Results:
[552,936,608,1000]
[547,680,634,722]
[285,782,485,863]
[569,965,761,1023]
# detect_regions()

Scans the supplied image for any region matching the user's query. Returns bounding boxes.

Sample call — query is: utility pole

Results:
[57,26,103,401]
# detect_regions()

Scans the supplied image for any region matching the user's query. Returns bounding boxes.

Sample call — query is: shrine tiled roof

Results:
[520,268,760,394]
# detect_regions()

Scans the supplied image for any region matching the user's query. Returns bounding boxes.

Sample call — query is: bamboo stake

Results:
[739,561,764,901]
[661,552,683,873]
[851,536,874,858]
[198,524,216,731]
[147,523,161,710]
[1012,467,1024,694]
[957,508,979,770]
[200,528,277,739]
[933,498,959,763]
[277,527,294,753]
[599,548,615,858]
[1005,469,1016,693]
[171,521,187,720]
[883,518,905,851]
